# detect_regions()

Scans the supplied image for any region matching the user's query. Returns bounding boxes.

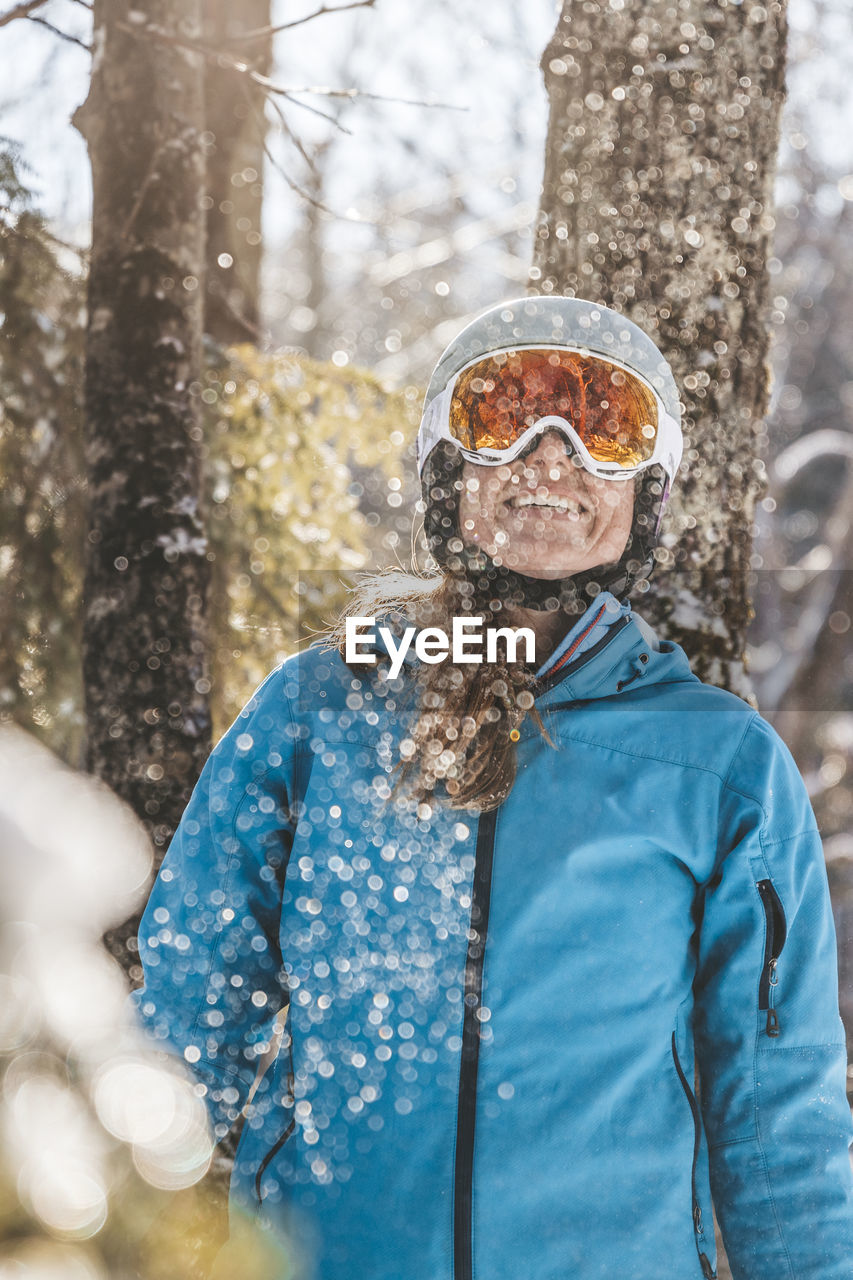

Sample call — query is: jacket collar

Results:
[534,610,695,707]
[363,601,695,703]
[534,593,630,679]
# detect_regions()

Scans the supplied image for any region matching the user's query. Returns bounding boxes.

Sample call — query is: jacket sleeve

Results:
[130,665,300,1139]
[693,713,853,1279]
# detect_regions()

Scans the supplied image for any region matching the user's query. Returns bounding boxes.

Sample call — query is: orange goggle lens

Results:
[448,348,659,468]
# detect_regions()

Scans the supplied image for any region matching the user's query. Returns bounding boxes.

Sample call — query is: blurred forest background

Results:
[1,0,853,1274]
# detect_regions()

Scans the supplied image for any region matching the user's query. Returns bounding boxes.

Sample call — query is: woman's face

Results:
[458,430,635,580]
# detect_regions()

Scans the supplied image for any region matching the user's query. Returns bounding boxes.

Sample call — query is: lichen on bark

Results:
[74,0,212,924]
[532,0,789,694]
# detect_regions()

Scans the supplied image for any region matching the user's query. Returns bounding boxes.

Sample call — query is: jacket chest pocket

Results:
[756,878,788,1038]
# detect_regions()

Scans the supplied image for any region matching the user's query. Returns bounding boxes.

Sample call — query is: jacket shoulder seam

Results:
[756,1042,847,1054]
[554,731,731,780]
[760,828,819,850]
[720,712,760,792]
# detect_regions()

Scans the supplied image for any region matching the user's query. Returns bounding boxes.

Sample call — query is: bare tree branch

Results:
[760,422,853,716]
[278,90,352,134]
[114,19,465,115]
[119,136,169,242]
[235,0,376,43]
[262,137,339,214]
[240,80,342,218]
[265,91,322,177]
[26,13,90,49]
[41,224,89,258]
[0,0,48,29]
[206,275,264,342]
[115,18,349,133]
[773,430,853,483]
[259,78,466,112]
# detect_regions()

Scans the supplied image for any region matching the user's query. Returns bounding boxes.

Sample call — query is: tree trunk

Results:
[202,0,272,344]
[532,0,789,694]
[73,0,212,925]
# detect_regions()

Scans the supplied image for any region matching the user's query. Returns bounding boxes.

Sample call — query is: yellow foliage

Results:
[203,347,420,734]
[0,1164,291,1280]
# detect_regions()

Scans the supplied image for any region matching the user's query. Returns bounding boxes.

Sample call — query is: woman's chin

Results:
[463,533,617,579]
[490,555,593,579]
[489,541,602,579]
[503,565,579,581]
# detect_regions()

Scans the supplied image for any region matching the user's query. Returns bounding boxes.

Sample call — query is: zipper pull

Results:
[765,957,780,1036]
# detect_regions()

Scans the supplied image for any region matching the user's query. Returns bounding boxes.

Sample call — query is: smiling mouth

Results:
[510,494,592,517]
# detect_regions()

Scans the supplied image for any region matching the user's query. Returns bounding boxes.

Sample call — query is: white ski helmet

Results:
[417,295,683,606]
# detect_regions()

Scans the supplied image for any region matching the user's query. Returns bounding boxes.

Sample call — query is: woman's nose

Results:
[521,428,573,464]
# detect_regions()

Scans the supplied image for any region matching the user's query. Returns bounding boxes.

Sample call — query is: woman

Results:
[134,296,853,1279]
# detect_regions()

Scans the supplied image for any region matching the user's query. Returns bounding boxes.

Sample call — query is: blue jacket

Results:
[133,606,853,1279]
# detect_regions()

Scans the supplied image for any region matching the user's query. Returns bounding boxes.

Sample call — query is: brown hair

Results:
[321,567,555,814]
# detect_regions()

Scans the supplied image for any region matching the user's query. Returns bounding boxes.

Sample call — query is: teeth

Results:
[514,494,587,514]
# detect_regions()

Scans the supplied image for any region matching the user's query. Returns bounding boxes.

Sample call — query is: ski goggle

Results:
[417,345,682,485]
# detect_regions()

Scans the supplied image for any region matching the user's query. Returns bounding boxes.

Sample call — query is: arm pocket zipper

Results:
[756,878,787,1038]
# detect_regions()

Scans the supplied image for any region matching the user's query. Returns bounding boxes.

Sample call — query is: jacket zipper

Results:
[534,614,633,698]
[671,1034,716,1280]
[453,807,498,1280]
[756,879,787,1038]
[254,1025,296,1203]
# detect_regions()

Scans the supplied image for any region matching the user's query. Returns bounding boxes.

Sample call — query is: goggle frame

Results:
[417,344,683,486]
